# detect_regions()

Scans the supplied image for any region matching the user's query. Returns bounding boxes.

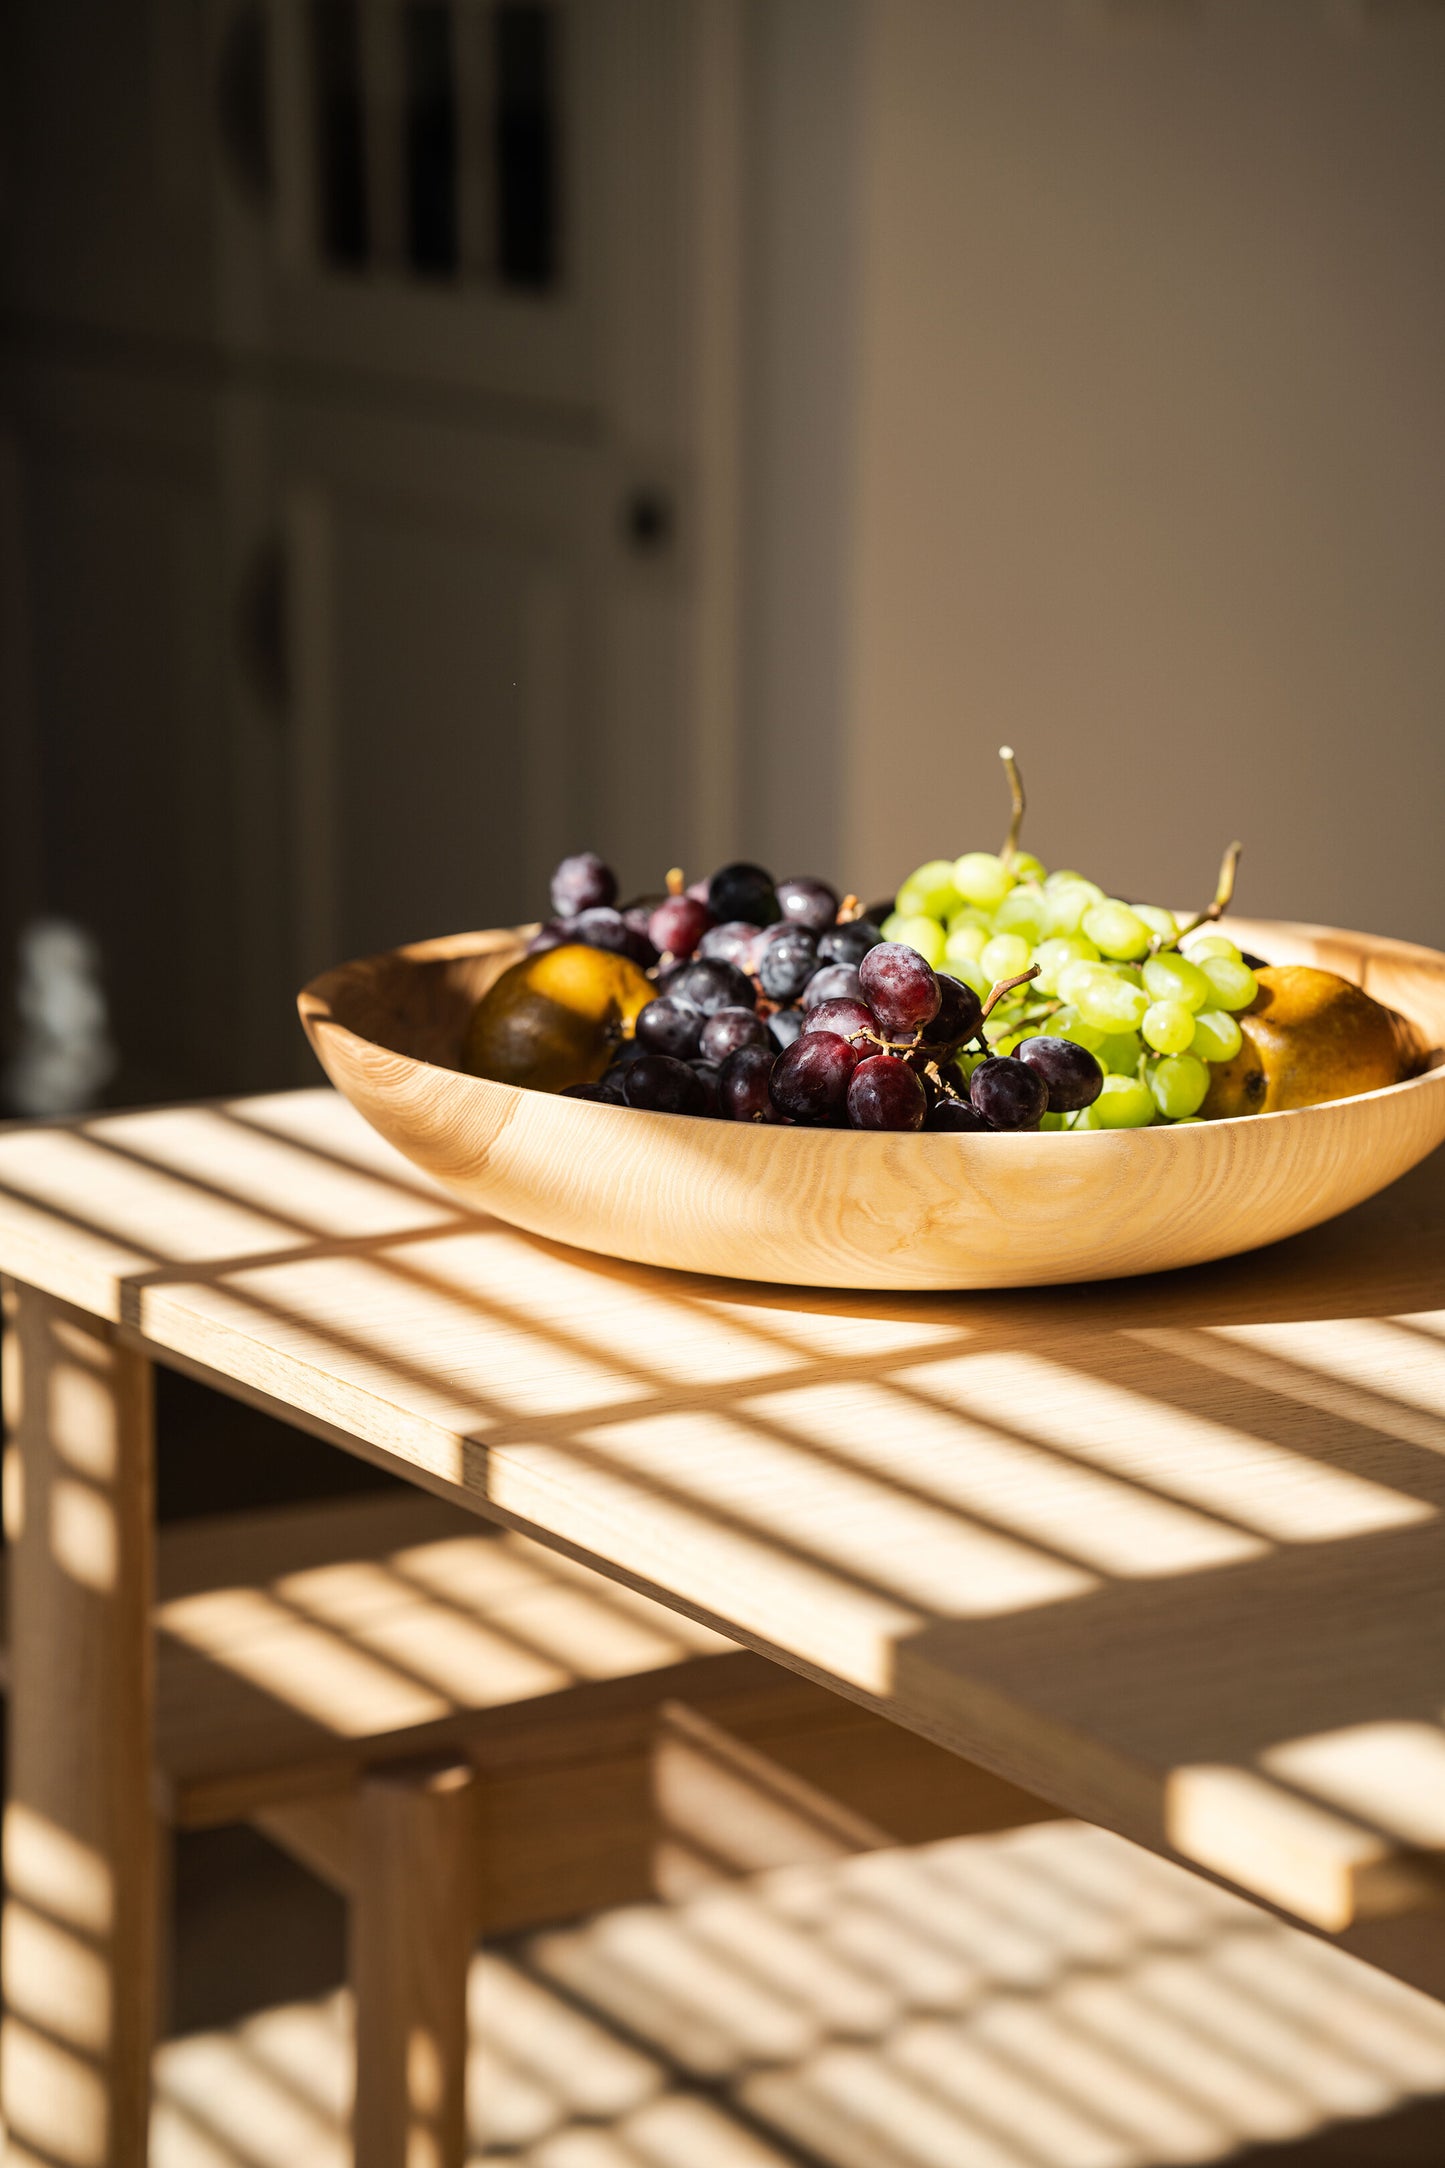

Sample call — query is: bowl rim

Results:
[299,916,1445,1142]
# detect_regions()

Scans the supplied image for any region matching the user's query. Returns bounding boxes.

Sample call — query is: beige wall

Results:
[836,0,1445,943]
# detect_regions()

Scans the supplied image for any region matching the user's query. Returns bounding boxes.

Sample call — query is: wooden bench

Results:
[0,1483,1049,2168]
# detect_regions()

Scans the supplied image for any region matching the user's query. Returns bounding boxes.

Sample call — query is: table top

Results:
[3,1089,1444,1936]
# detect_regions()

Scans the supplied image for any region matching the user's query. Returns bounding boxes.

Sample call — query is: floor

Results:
[163,1816,1445,2168]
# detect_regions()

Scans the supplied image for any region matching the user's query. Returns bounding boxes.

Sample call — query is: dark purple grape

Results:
[574,906,652,967]
[602,1044,650,1084]
[699,1006,769,1064]
[769,1031,858,1123]
[635,996,704,1061]
[719,1043,782,1122]
[757,929,818,1003]
[698,920,760,970]
[801,962,864,1010]
[818,919,882,968]
[918,973,984,1052]
[1017,1036,1104,1113]
[620,1054,706,1115]
[858,944,942,1036]
[803,997,874,1041]
[708,862,779,929]
[969,1055,1048,1131]
[621,904,661,965]
[653,960,691,997]
[690,1061,723,1116]
[527,918,575,955]
[649,893,715,961]
[927,1095,990,1132]
[671,957,757,1016]
[768,1006,806,1050]
[560,1081,615,1103]
[550,852,617,918]
[776,875,840,933]
[847,1054,928,1131]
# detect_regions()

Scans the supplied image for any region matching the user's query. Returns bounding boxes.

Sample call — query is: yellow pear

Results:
[464,943,653,1093]
[1201,965,1426,1118]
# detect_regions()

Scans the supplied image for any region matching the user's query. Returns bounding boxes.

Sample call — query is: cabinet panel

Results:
[0,375,239,1103]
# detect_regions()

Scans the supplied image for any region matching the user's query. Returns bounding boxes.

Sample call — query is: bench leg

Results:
[352,1755,476,2168]
[1,1283,157,2168]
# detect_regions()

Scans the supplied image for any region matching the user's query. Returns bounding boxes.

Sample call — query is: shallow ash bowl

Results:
[299,917,1445,1292]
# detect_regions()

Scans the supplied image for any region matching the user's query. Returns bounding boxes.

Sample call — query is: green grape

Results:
[880,911,905,942]
[1142,952,1211,1011]
[946,905,992,937]
[1148,1052,1209,1119]
[946,954,991,1000]
[1056,959,1106,1007]
[1182,932,1242,964]
[1043,880,1103,936]
[1200,956,1258,1011]
[896,859,963,920]
[1107,962,1145,987]
[1133,904,1178,942]
[943,921,988,965]
[1051,1005,1107,1054]
[1039,1110,1067,1131]
[1189,1008,1243,1063]
[1081,900,1152,962]
[980,932,1033,983]
[1009,852,1048,882]
[1032,934,1099,993]
[1172,1116,1204,1126]
[1142,999,1197,1055]
[889,914,947,969]
[952,851,1014,909]
[993,889,1048,942]
[1093,1075,1155,1129]
[1073,971,1149,1033]
[1094,1029,1143,1073]
[1071,1103,1103,1130]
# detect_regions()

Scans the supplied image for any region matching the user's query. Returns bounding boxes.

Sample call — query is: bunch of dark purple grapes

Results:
[545,851,1103,1130]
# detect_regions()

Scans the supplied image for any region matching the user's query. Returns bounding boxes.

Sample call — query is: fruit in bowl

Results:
[461,751,1427,1133]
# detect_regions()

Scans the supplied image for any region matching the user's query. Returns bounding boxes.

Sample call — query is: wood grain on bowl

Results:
[299,920,1445,1291]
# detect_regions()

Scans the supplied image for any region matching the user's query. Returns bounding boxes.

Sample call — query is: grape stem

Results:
[998,746,1026,867]
[980,963,1041,1023]
[838,894,863,923]
[1158,841,1242,954]
[966,964,1042,1054]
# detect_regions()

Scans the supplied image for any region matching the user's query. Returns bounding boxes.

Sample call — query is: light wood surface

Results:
[352,1755,475,2168]
[2,1088,1445,1952]
[0,1284,157,2168]
[299,917,1445,1290]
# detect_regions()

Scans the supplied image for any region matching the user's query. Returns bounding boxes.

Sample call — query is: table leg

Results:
[352,1755,476,2168]
[1,1283,157,2168]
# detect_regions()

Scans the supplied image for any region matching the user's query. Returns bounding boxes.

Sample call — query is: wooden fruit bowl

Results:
[299,918,1445,1291]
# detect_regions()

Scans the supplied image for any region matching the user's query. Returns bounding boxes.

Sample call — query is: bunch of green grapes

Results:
[881,852,1258,1129]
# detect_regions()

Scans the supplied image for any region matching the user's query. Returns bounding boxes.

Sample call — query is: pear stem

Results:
[1162,841,1243,953]
[998,746,1026,867]
[665,866,685,897]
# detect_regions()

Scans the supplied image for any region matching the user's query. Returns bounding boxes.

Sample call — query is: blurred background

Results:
[3,0,1444,1117]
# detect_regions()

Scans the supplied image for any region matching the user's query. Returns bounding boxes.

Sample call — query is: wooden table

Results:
[3,1088,1445,2165]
